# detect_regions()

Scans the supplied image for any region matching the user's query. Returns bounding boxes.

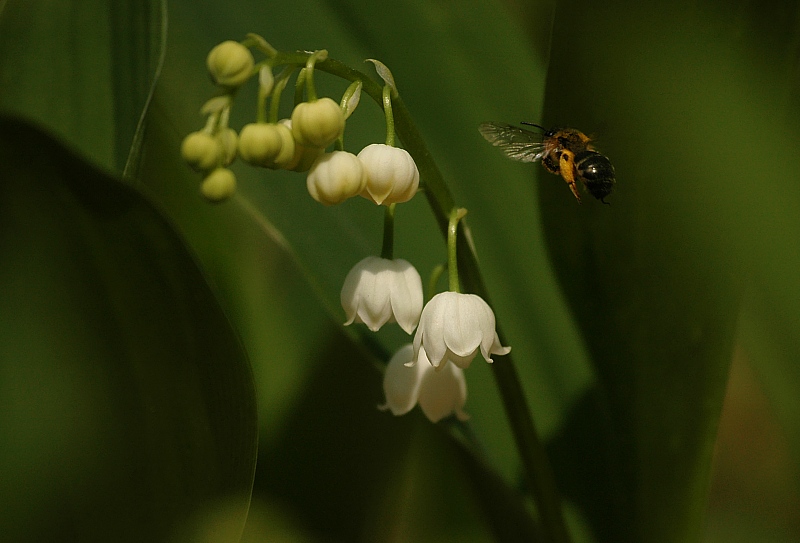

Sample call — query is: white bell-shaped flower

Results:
[306,151,367,205]
[340,256,423,334]
[357,144,420,205]
[380,344,468,423]
[412,291,510,369]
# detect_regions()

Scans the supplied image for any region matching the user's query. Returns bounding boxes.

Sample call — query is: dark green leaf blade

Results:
[0,0,167,176]
[533,1,792,541]
[0,116,257,542]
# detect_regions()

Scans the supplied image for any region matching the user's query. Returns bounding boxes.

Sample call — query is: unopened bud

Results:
[290,98,345,148]
[181,131,222,172]
[206,41,254,88]
[238,123,295,169]
[200,168,237,202]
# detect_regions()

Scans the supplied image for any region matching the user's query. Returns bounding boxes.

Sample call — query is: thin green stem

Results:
[303,50,328,102]
[447,208,466,293]
[294,69,306,106]
[256,75,269,124]
[266,66,293,124]
[242,33,278,57]
[380,204,396,260]
[382,85,395,147]
[264,50,572,543]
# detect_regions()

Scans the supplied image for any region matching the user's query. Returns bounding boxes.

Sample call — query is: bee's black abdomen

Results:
[575,150,615,201]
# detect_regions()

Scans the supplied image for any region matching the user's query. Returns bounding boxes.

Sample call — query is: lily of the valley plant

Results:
[181,34,570,543]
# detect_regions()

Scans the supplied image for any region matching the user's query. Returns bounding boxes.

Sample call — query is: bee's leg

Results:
[558,152,582,203]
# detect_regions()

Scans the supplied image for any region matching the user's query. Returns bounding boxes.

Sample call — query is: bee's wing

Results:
[478,122,546,163]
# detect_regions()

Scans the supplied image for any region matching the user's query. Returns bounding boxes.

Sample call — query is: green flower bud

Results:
[181,131,222,172]
[201,168,237,202]
[206,41,254,88]
[290,97,345,148]
[238,123,295,169]
[306,151,367,206]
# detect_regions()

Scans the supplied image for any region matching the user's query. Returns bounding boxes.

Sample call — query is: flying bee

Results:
[479,121,615,204]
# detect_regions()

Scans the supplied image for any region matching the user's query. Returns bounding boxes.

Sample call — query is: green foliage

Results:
[1,0,799,541]
[0,117,257,541]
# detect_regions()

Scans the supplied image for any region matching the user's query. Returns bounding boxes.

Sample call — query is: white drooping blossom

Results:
[206,41,254,88]
[306,151,367,205]
[290,97,345,148]
[380,344,468,423]
[357,143,420,205]
[412,291,510,369]
[340,256,423,334]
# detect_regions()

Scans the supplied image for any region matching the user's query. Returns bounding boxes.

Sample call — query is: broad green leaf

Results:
[0,117,257,542]
[0,0,165,175]
[536,1,799,541]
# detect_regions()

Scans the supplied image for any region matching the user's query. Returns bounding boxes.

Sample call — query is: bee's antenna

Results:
[600,198,611,206]
[520,121,546,131]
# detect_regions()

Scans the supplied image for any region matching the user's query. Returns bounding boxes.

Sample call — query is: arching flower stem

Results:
[261,48,572,543]
[447,208,467,293]
[303,50,328,102]
[262,66,293,124]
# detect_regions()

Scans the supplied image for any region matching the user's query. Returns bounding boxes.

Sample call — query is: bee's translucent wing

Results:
[478,122,546,163]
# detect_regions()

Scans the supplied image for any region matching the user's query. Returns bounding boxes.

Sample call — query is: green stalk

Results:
[267,66,293,124]
[303,49,328,102]
[447,208,466,293]
[266,51,572,543]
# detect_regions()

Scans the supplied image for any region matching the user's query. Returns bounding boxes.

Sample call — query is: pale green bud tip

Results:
[201,168,237,202]
[366,58,397,95]
[259,66,275,96]
[342,80,362,119]
[238,123,295,169]
[290,98,346,148]
[217,128,238,166]
[181,131,222,172]
[206,41,254,88]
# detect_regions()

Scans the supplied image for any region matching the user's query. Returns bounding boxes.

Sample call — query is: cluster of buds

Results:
[180,41,257,202]
[181,38,419,209]
[182,37,510,423]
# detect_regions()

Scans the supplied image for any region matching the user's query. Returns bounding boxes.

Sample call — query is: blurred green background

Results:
[1,0,799,541]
